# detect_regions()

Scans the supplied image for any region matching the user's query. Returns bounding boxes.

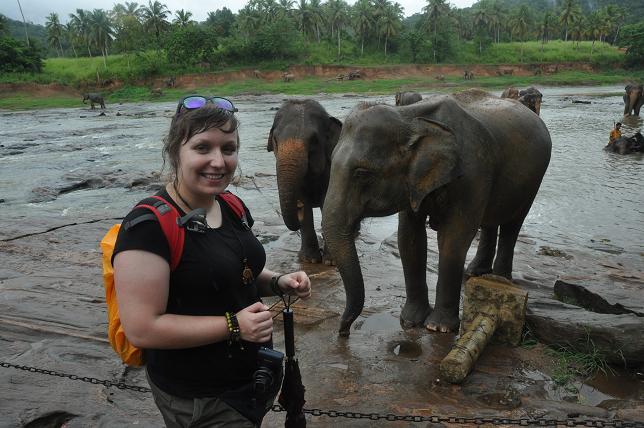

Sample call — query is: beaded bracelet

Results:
[225,311,244,350]
[270,274,285,297]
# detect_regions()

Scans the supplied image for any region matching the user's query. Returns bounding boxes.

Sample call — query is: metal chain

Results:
[3,362,642,427]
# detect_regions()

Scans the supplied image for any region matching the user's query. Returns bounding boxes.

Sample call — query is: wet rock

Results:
[554,280,643,316]
[538,246,572,259]
[22,410,77,427]
[521,398,609,418]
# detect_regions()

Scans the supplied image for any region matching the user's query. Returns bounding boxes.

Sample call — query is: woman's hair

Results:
[162,105,240,181]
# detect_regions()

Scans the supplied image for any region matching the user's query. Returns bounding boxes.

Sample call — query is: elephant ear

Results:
[267,127,275,152]
[326,117,342,153]
[407,117,463,212]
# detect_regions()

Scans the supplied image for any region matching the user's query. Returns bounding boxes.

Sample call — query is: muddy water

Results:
[1,86,643,426]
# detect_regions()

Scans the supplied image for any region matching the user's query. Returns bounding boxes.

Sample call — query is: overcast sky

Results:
[2,0,477,26]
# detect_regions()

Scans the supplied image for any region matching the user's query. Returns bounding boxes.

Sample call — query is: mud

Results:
[1,87,643,427]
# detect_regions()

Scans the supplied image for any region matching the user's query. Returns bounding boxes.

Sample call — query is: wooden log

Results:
[439,313,498,383]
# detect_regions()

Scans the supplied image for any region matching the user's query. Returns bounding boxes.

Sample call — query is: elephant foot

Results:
[465,263,492,277]
[321,248,335,266]
[491,267,513,280]
[400,300,431,329]
[298,247,323,264]
[424,308,460,333]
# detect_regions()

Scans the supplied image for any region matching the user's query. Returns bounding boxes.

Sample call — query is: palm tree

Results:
[45,12,65,56]
[380,2,402,57]
[64,22,79,57]
[90,9,114,66]
[308,0,324,42]
[326,0,348,58]
[473,6,490,54]
[141,0,169,49]
[294,0,312,39]
[559,0,580,42]
[172,9,193,27]
[69,9,94,56]
[277,0,295,19]
[586,11,602,56]
[424,0,449,63]
[510,5,531,61]
[352,0,373,55]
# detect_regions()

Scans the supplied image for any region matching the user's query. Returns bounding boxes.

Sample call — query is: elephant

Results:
[605,132,644,154]
[321,89,552,336]
[500,87,519,99]
[518,87,543,115]
[282,72,295,82]
[268,99,342,263]
[623,84,643,116]
[82,93,105,109]
[395,91,422,106]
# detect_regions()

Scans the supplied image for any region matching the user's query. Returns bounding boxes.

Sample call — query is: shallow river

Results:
[1,85,642,256]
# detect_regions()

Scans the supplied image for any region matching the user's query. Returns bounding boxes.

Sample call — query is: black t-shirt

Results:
[113,188,267,398]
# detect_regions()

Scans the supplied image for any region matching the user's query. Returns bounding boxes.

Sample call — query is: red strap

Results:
[220,191,246,222]
[135,196,184,271]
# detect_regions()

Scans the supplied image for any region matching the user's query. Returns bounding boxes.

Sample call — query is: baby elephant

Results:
[82,93,106,109]
[395,91,422,106]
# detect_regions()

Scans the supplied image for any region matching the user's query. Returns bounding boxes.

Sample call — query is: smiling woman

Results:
[109,96,312,427]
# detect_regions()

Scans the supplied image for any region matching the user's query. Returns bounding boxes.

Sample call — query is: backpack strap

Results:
[123,195,185,270]
[220,191,249,229]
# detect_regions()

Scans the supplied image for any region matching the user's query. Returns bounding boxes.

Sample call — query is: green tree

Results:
[90,9,114,66]
[352,0,373,55]
[64,22,79,57]
[111,2,145,52]
[509,5,532,61]
[620,21,644,68]
[473,5,491,54]
[142,0,170,49]
[45,12,65,56]
[204,8,235,38]
[69,9,93,56]
[0,14,8,35]
[0,36,43,72]
[423,0,450,62]
[380,2,403,57]
[166,25,217,65]
[172,9,194,27]
[559,0,581,42]
[326,0,348,59]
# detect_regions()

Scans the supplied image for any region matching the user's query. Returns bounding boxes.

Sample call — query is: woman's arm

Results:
[114,250,273,349]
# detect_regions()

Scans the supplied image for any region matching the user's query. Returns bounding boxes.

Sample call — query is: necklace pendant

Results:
[242,258,254,285]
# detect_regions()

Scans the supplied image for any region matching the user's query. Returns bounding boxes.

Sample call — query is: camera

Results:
[253,347,284,394]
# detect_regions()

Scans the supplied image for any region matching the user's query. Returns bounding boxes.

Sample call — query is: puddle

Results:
[520,367,644,406]
[353,311,400,333]
[390,340,423,358]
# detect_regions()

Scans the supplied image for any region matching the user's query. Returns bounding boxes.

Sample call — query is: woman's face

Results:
[176,124,239,198]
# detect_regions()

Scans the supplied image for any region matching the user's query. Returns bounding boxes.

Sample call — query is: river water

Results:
[1,85,642,256]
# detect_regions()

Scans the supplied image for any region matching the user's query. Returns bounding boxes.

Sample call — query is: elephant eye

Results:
[353,168,372,179]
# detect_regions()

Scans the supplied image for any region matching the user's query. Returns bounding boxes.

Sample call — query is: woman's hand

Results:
[278,271,312,299]
[236,302,273,343]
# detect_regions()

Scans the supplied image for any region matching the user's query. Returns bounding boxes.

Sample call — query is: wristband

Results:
[225,311,244,350]
[270,274,285,296]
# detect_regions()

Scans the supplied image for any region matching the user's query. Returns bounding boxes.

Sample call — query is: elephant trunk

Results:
[276,139,308,231]
[322,202,364,337]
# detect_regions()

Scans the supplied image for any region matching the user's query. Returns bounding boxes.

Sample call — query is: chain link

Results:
[3,362,643,427]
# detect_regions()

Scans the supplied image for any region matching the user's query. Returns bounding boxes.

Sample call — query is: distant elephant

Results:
[518,87,543,115]
[322,89,552,336]
[500,87,519,99]
[82,93,105,109]
[605,132,644,154]
[282,72,295,82]
[463,70,474,80]
[623,84,643,116]
[268,99,342,263]
[395,91,422,106]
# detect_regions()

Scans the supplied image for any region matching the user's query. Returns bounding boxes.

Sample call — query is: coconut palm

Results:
[559,0,581,42]
[64,22,79,57]
[379,2,402,57]
[45,12,65,56]
[352,0,373,55]
[473,6,490,54]
[308,0,324,42]
[90,9,114,66]
[424,0,449,62]
[69,9,93,56]
[172,9,194,27]
[509,5,532,61]
[326,0,348,58]
[294,0,312,38]
[141,0,170,48]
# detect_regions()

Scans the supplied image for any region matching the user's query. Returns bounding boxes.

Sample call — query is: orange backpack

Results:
[100,192,246,366]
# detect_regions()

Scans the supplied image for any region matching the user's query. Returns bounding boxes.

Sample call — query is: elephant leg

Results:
[298,203,322,263]
[492,218,525,279]
[399,210,431,329]
[426,222,478,333]
[465,226,498,276]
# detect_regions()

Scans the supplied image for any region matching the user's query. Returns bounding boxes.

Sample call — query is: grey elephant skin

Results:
[623,83,643,116]
[322,89,552,336]
[82,93,106,109]
[268,99,342,263]
[395,91,422,106]
[605,132,644,154]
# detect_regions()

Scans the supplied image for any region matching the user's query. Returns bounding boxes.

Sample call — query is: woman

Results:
[112,95,311,427]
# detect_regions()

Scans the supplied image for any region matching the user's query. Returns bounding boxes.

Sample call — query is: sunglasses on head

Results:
[176,95,238,115]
